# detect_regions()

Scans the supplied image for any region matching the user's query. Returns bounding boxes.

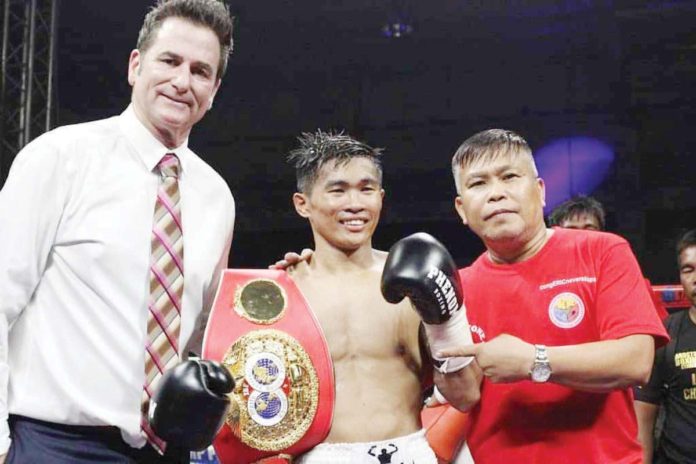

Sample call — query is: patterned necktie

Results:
[141,153,184,453]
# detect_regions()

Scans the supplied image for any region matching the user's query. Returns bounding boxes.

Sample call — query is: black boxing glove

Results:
[381,232,474,373]
[149,359,234,451]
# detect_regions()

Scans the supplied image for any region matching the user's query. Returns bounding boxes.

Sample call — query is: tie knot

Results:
[157,153,180,178]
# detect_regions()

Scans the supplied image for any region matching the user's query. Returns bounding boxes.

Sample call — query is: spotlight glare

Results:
[382,20,413,38]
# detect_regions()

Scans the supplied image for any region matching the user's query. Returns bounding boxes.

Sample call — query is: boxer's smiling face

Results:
[679,245,696,308]
[294,157,384,252]
[454,150,546,248]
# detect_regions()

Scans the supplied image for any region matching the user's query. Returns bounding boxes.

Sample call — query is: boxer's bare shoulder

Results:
[289,249,424,443]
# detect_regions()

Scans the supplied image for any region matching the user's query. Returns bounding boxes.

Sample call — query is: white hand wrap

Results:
[424,304,474,374]
[431,386,448,405]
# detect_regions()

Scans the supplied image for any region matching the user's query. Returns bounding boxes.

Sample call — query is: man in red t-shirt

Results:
[435,129,669,464]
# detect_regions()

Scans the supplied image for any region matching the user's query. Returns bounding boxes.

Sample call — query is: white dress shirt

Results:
[0,105,235,453]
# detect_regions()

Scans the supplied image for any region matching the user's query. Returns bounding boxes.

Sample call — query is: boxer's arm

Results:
[381,233,483,410]
[418,322,482,411]
[440,333,653,392]
[433,365,483,412]
[382,233,475,373]
[634,400,658,464]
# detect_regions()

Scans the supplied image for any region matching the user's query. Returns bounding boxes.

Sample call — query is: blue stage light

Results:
[535,137,615,212]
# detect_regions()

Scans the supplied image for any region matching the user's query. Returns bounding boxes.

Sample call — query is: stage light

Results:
[535,136,615,212]
[381,20,413,38]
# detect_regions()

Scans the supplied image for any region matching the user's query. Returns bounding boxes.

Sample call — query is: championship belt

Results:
[202,269,335,464]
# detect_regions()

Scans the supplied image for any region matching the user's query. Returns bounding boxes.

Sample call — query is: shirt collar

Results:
[118,104,190,174]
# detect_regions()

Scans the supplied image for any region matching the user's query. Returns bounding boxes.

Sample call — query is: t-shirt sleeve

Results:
[594,241,669,347]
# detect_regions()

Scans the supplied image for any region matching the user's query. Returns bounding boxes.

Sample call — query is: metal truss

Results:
[0,0,56,185]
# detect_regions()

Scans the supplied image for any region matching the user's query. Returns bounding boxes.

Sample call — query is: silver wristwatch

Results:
[530,344,552,383]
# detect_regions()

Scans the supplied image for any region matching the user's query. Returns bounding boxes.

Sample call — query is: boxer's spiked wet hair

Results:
[137,0,234,79]
[288,130,383,193]
[451,129,536,195]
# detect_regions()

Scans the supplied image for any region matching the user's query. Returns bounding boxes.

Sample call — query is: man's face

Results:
[679,245,696,308]
[294,158,384,251]
[560,213,602,231]
[454,151,546,246]
[128,17,221,147]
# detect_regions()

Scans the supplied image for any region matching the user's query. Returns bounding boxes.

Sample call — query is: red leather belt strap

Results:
[203,269,334,464]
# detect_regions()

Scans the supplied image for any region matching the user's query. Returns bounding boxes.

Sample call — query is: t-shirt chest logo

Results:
[548,292,585,328]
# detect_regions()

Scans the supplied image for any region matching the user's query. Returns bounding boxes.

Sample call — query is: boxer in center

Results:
[285,130,479,463]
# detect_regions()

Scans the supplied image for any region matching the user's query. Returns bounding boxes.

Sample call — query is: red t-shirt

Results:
[645,278,669,320]
[460,228,668,464]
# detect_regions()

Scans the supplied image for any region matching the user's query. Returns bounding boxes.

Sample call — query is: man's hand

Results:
[438,334,535,383]
[1,453,6,464]
[268,249,313,270]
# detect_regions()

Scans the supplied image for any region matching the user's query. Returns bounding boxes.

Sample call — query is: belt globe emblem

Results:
[221,329,319,451]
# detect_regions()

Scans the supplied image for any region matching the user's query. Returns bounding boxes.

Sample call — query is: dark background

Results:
[48,0,696,282]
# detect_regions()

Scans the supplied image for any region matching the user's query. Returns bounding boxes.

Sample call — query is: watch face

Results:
[531,364,552,382]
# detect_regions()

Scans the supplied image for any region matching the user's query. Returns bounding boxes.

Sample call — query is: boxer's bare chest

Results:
[293,270,405,363]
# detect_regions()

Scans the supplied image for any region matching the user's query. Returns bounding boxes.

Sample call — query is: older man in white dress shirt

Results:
[0,1,235,462]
